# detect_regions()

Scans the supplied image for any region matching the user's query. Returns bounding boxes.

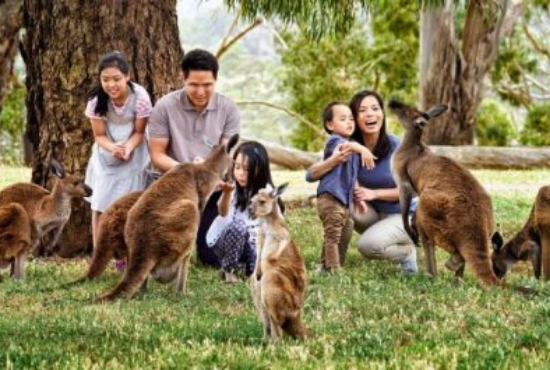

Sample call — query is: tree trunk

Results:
[22,0,183,257]
[0,0,23,115]
[260,141,550,171]
[420,0,523,145]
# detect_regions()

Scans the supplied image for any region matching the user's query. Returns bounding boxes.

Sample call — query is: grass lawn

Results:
[1,165,550,369]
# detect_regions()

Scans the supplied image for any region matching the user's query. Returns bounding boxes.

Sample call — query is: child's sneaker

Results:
[400,246,418,274]
[115,259,126,272]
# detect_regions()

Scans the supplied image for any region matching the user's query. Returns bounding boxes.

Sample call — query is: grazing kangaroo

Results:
[0,160,92,275]
[0,203,31,280]
[250,183,308,342]
[97,134,239,301]
[389,100,504,288]
[492,185,550,280]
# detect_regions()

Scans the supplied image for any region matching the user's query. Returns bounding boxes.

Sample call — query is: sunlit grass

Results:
[1,167,550,368]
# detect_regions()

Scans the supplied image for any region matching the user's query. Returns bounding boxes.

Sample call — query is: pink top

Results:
[85,83,152,119]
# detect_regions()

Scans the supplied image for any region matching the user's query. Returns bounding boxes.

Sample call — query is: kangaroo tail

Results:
[95,257,156,302]
[86,240,116,280]
[461,241,504,289]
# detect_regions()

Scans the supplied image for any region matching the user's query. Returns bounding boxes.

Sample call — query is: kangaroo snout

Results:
[83,185,93,197]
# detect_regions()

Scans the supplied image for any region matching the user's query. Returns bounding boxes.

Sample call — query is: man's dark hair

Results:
[180,49,219,79]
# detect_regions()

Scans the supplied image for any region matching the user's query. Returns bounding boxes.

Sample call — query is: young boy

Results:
[316,102,375,272]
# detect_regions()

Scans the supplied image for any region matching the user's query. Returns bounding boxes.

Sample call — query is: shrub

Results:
[520,103,550,146]
[475,99,515,146]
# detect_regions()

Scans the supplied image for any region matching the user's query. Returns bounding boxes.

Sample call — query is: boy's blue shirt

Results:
[316,134,359,207]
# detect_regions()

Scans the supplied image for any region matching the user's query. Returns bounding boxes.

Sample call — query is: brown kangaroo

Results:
[96,134,239,301]
[389,100,504,288]
[0,159,92,275]
[492,185,550,280]
[60,191,143,288]
[0,203,31,281]
[250,183,308,342]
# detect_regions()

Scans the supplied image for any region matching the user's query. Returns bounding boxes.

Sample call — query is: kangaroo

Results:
[0,160,92,274]
[492,185,550,280]
[0,203,32,280]
[60,191,143,288]
[250,183,308,342]
[389,100,504,288]
[96,134,239,301]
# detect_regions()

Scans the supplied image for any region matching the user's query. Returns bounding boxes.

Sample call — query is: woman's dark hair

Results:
[233,141,284,213]
[180,49,219,79]
[349,90,391,160]
[322,101,345,134]
[88,51,134,117]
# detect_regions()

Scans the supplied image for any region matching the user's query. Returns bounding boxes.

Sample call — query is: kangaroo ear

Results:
[491,231,504,252]
[50,159,66,179]
[226,134,240,154]
[272,183,289,198]
[426,104,448,119]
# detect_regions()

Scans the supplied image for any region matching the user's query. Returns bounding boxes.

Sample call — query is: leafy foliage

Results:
[520,103,550,146]
[474,99,516,146]
[278,0,419,150]
[226,0,444,40]
[0,82,26,165]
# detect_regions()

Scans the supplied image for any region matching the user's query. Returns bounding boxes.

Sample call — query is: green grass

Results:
[1,166,550,369]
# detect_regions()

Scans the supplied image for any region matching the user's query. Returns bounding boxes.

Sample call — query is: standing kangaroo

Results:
[0,160,92,276]
[250,183,308,342]
[97,134,239,301]
[492,185,550,280]
[0,203,31,280]
[389,100,504,288]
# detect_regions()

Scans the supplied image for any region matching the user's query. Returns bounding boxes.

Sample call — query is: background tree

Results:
[0,0,23,159]
[22,0,183,256]
[278,0,419,150]
[228,0,525,145]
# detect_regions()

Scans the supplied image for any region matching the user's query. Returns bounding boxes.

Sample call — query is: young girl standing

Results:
[84,51,152,252]
[205,141,282,283]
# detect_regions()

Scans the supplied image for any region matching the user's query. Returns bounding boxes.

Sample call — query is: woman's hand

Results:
[354,186,378,202]
[331,142,354,164]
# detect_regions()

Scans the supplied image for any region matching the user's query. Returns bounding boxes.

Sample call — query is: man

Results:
[148,49,240,268]
[148,49,240,171]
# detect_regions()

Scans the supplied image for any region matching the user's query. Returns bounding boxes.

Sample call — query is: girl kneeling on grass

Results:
[205,141,283,283]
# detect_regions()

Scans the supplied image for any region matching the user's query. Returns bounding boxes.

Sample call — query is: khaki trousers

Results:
[317,194,354,268]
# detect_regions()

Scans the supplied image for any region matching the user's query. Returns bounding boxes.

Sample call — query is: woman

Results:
[84,51,152,254]
[306,90,417,274]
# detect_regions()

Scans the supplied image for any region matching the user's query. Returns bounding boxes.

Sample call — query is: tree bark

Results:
[0,0,23,115]
[22,0,183,257]
[420,0,524,145]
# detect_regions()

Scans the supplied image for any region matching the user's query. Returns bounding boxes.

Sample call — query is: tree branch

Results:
[236,100,327,138]
[216,16,264,60]
[522,22,550,61]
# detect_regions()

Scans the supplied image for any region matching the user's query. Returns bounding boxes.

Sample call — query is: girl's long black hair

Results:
[88,50,134,117]
[349,90,391,160]
[233,141,285,213]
